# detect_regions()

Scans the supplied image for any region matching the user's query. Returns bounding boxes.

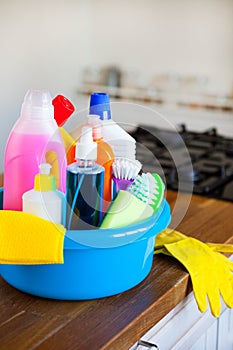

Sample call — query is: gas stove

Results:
[130,124,233,202]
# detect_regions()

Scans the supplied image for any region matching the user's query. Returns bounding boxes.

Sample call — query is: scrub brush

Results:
[112,158,142,192]
[127,172,165,212]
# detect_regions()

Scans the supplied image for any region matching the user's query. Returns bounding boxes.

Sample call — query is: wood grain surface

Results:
[0,191,233,350]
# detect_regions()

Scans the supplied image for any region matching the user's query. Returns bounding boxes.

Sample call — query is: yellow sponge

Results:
[0,210,65,264]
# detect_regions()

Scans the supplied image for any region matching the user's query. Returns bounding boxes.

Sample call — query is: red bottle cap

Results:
[52,95,75,127]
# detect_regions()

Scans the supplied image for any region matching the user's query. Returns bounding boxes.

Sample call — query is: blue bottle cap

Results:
[89,92,111,120]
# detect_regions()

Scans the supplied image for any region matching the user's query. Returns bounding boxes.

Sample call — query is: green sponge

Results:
[100,190,153,229]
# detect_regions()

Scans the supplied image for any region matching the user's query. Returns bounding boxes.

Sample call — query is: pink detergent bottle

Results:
[3,89,67,211]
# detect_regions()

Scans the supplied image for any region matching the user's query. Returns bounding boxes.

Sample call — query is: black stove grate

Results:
[130,124,233,202]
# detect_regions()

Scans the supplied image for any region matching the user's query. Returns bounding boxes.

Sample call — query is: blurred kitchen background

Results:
[0,0,233,173]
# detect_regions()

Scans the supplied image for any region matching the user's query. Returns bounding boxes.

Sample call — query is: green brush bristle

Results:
[149,173,165,211]
[128,174,149,203]
[127,173,165,212]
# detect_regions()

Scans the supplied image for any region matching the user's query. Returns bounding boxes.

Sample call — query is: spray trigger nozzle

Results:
[75,126,97,161]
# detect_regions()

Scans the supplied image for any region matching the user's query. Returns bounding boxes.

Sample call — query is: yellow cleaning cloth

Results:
[0,210,66,264]
[155,229,233,317]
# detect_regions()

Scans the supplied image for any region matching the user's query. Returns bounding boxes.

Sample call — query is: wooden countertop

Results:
[0,191,233,350]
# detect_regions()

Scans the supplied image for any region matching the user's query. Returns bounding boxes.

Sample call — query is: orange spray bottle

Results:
[87,115,114,211]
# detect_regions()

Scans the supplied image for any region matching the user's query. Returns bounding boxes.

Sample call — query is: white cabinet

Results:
[218,307,233,350]
[131,292,233,350]
[131,253,233,350]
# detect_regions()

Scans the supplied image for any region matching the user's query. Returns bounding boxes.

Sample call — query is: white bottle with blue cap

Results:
[89,92,136,159]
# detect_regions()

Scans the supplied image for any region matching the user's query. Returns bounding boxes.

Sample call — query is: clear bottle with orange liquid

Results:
[87,115,114,211]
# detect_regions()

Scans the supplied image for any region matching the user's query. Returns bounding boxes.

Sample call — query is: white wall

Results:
[89,0,233,93]
[0,0,233,173]
[0,0,92,172]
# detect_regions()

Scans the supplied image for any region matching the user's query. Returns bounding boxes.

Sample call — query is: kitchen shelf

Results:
[77,84,233,112]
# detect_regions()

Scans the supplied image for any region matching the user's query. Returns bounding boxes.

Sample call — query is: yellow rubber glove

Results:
[166,238,233,317]
[156,236,233,317]
[155,228,187,254]
[155,228,233,255]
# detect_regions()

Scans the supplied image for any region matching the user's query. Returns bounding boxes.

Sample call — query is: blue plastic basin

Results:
[0,188,171,300]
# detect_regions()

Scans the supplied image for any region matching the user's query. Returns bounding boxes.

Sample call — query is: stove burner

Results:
[174,166,201,183]
[130,124,233,202]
